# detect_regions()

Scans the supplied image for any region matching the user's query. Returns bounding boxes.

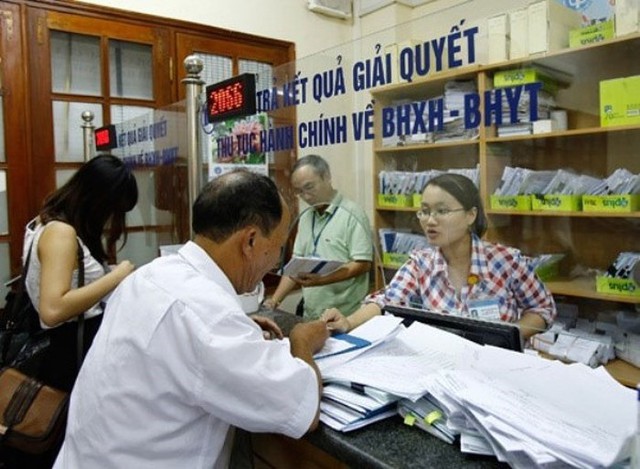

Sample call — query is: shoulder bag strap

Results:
[75,240,85,371]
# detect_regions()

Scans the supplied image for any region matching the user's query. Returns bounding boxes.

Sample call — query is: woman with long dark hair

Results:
[23,154,138,391]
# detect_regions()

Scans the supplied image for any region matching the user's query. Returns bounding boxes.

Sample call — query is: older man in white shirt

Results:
[54,170,329,469]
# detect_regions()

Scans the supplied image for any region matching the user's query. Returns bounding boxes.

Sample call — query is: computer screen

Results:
[383,305,523,352]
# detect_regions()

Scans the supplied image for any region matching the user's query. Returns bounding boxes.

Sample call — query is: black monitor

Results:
[383,305,523,352]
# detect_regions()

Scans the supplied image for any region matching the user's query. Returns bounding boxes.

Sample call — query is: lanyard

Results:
[310,207,338,256]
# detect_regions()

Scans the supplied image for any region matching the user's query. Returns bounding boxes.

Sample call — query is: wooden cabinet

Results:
[0,0,296,293]
[371,34,640,385]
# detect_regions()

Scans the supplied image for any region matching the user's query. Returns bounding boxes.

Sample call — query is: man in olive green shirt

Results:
[264,155,373,320]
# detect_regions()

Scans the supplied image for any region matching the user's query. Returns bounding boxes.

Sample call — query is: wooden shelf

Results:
[605,359,640,388]
[486,209,640,218]
[547,276,640,305]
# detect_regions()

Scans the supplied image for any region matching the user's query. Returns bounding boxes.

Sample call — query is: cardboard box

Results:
[569,20,615,48]
[377,193,414,208]
[531,194,582,211]
[490,195,532,211]
[527,0,583,55]
[493,66,569,94]
[596,276,640,297]
[509,9,528,60]
[487,14,509,64]
[582,194,640,212]
[600,76,640,127]
[615,0,639,36]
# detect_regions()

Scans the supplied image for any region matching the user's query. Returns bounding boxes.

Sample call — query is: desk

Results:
[249,309,506,468]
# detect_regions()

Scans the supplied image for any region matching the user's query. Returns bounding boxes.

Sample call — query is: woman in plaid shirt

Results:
[323,174,556,340]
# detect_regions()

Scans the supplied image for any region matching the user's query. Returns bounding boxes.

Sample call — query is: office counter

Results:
[249,309,506,468]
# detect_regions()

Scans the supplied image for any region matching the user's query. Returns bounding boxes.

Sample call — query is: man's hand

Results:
[251,315,284,340]
[289,320,329,355]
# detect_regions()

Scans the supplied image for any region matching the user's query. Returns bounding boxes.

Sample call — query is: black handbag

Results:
[0,240,86,375]
[0,242,47,376]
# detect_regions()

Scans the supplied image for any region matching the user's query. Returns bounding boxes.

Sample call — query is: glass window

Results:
[199,54,232,87]
[110,105,153,125]
[0,171,7,235]
[0,95,5,163]
[56,169,75,189]
[52,101,103,162]
[239,59,273,96]
[109,40,153,100]
[0,242,10,304]
[50,31,101,96]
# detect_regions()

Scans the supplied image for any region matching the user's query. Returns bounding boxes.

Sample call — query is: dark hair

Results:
[40,154,138,262]
[292,154,331,179]
[426,173,487,237]
[192,169,283,242]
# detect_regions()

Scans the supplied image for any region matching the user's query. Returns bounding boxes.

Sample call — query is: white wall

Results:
[76,0,356,59]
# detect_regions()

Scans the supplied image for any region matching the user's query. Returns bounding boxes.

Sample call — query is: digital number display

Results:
[206,73,256,124]
[94,124,117,151]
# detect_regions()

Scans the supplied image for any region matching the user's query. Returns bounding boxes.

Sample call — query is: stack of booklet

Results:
[318,315,635,467]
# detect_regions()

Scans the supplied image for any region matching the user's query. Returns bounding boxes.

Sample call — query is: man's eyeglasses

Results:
[293,181,317,196]
[416,207,466,221]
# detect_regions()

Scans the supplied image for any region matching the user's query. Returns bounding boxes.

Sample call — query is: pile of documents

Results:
[316,315,635,467]
[378,166,479,196]
[378,229,430,256]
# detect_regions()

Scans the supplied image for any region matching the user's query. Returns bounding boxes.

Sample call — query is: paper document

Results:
[282,256,343,277]
[314,334,371,359]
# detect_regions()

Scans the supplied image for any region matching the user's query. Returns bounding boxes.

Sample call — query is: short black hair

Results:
[426,173,487,237]
[192,169,283,242]
[292,154,331,179]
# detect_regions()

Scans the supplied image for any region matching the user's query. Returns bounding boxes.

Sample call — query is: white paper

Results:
[282,256,343,277]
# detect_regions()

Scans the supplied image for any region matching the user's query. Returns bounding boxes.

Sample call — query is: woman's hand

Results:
[321,308,351,333]
[111,260,135,281]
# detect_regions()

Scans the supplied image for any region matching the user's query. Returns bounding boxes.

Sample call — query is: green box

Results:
[383,252,409,268]
[531,194,582,211]
[490,195,532,211]
[582,194,640,212]
[413,193,422,208]
[535,262,560,282]
[600,75,640,127]
[596,276,640,297]
[569,20,614,48]
[493,68,560,94]
[377,193,414,208]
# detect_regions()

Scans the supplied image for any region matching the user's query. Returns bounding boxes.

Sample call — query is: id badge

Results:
[467,298,501,320]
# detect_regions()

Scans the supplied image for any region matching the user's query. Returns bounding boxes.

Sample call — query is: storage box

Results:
[527,0,583,55]
[596,276,640,297]
[382,252,409,269]
[569,20,614,48]
[493,66,569,94]
[490,195,532,211]
[531,194,582,212]
[615,0,639,36]
[600,75,640,127]
[413,193,422,208]
[582,194,640,213]
[487,14,509,64]
[535,261,561,281]
[377,193,414,208]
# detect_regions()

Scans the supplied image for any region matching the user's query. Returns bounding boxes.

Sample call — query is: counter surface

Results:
[251,309,507,468]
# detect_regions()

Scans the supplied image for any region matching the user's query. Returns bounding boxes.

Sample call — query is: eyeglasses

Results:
[416,207,466,221]
[293,181,317,196]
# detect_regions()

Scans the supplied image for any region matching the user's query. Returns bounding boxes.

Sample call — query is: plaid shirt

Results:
[368,234,556,325]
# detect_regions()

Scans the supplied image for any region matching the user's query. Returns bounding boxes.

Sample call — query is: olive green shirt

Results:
[293,193,373,319]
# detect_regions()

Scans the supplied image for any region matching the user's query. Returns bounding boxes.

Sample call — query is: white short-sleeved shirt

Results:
[54,241,319,469]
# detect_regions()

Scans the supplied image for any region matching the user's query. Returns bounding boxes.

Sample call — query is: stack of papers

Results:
[320,383,399,432]
[281,256,342,277]
[318,317,635,466]
[398,394,456,444]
